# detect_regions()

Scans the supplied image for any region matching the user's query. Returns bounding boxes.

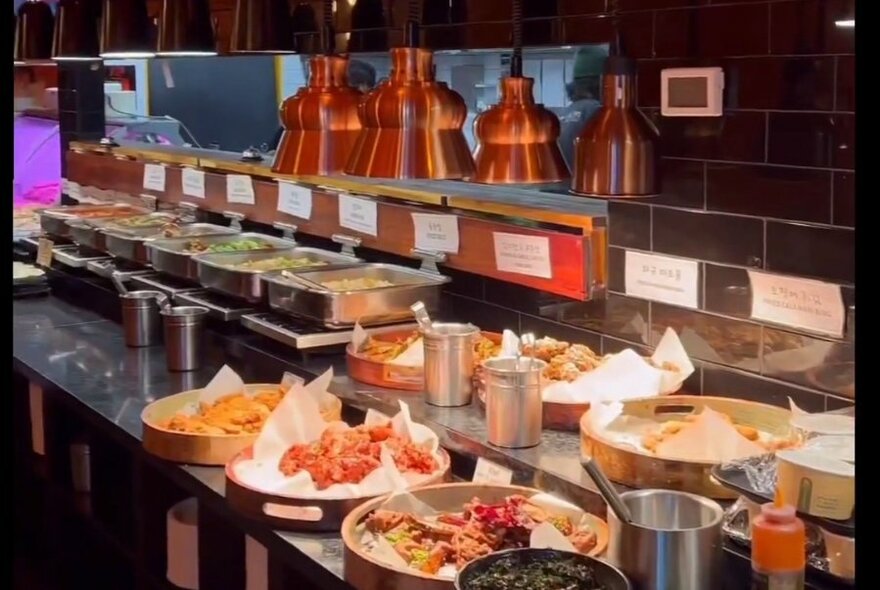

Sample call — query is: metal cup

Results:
[607,489,724,590]
[422,322,480,407]
[161,306,209,372]
[120,290,167,347]
[483,356,546,448]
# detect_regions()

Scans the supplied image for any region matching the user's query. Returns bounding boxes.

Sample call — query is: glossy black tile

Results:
[762,327,854,399]
[650,111,766,163]
[765,221,854,284]
[825,395,854,411]
[601,335,652,357]
[729,56,835,111]
[520,314,603,350]
[651,303,762,369]
[767,112,853,169]
[702,364,826,411]
[620,0,707,8]
[836,55,854,112]
[440,294,520,333]
[652,207,764,266]
[483,278,568,318]
[703,263,751,319]
[706,163,832,223]
[832,171,854,227]
[559,0,607,15]
[464,0,512,22]
[624,157,706,209]
[557,294,651,344]
[607,246,627,293]
[561,12,654,58]
[440,266,484,300]
[608,201,651,249]
[770,0,855,56]
[654,4,769,58]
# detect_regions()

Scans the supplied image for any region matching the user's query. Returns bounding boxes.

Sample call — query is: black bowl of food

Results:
[455,548,631,590]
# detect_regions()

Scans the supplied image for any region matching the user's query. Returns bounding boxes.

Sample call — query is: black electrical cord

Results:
[610,0,623,57]
[323,0,335,54]
[511,0,523,77]
[406,0,421,47]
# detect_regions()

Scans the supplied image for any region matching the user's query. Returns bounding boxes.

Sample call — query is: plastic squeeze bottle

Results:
[751,490,806,590]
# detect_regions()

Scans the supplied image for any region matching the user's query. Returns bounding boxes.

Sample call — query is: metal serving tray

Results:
[39,204,148,238]
[262,263,449,328]
[194,248,361,303]
[105,223,238,265]
[146,232,295,282]
[67,219,108,252]
[52,245,112,268]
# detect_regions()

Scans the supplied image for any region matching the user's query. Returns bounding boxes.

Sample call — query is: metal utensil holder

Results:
[483,355,546,448]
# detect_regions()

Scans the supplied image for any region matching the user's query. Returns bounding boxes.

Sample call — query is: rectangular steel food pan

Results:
[66,219,108,252]
[39,204,147,238]
[194,248,361,303]
[262,263,449,328]
[105,223,238,265]
[146,232,294,282]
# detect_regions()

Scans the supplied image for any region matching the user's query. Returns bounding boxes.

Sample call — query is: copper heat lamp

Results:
[344,0,475,179]
[272,0,362,176]
[472,0,569,184]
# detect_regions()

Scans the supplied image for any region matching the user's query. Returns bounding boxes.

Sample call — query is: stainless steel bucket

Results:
[483,356,546,448]
[423,322,480,407]
[161,306,209,372]
[120,290,167,347]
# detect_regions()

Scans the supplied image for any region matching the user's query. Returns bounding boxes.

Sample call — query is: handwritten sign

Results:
[624,250,699,309]
[143,163,166,192]
[412,213,459,254]
[226,174,255,205]
[472,458,513,485]
[493,232,552,279]
[277,181,313,220]
[748,270,845,338]
[36,238,54,267]
[181,168,206,199]
[339,194,378,236]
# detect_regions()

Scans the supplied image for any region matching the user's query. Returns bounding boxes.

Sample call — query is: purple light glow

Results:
[14,115,61,207]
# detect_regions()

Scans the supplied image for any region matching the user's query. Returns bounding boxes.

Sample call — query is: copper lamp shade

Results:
[272,56,363,176]
[100,0,154,58]
[473,76,570,184]
[15,0,55,63]
[157,0,216,56]
[345,47,475,180]
[52,0,100,61]
[572,56,659,197]
[230,0,294,53]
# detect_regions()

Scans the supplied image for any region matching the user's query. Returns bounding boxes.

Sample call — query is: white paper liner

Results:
[359,490,597,579]
[233,398,444,500]
[351,324,424,367]
[788,398,855,436]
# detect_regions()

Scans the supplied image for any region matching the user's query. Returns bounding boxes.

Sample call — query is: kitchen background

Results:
[44,0,859,411]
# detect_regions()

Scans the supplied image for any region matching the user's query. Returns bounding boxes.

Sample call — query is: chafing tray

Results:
[67,219,108,252]
[146,232,295,282]
[263,263,449,328]
[195,248,361,303]
[105,223,238,265]
[39,204,148,237]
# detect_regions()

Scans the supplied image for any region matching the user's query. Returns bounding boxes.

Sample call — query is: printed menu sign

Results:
[277,181,313,220]
[143,163,166,192]
[36,238,54,267]
[472,458,513,485]
[624,250,699,309]
[412,213,459,254]
[226,174,255,205]
[492,232,552,279]
[181,168,206,199]
[338,194,377,236]
[748,270,845,338]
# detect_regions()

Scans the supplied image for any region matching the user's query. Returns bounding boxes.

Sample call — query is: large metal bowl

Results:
[146,232,292,281]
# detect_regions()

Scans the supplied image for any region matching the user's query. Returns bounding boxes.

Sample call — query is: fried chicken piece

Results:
[642,432,663,453]
[524,337,570,362]
[422,542,454,575]
[452,522,498,567]
[393,540,421,561]
[568,528,598,554]
[161,415,226,435]
[734,425,760,441]
[365,510,409,533]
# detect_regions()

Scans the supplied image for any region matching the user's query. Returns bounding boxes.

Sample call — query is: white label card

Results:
[748,270,845,338]
[277,181,313,220]
[472,458,513,485]
[338,194,378,236]
[36,238,54,267]
[412,213,460,254]
[492,232,552,279]
[226,174,255,205]
[624,250,700,309]
[143,163,167,192]
[181,168,206,199]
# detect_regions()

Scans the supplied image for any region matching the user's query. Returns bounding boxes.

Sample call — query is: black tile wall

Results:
[432,0,856,412]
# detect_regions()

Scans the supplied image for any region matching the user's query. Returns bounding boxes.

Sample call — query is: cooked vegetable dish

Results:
[183,238,273,254]
[225,256,328,272]
[463,554,607,590]
[321,278,394,291]
[358,331,500,367]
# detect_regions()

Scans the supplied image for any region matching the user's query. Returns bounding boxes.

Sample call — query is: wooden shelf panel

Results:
[65,149,606,300]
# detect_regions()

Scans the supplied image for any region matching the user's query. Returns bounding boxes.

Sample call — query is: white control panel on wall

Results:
[660,67,724,117]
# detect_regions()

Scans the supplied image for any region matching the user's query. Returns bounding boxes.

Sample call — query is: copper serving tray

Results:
[347,330,502,392]
[141,383,343,466]
[225,448,451,532]
[341,482,610,590]
[579,395,794,499]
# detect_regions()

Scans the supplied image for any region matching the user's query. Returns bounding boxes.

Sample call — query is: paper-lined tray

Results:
[341,483,609,590]
[141,366,342,465]
[580,396,795,499]
[475,328,694,431]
